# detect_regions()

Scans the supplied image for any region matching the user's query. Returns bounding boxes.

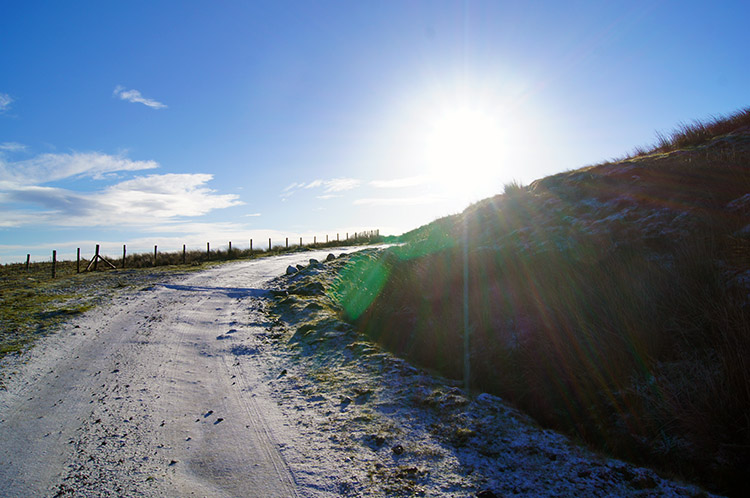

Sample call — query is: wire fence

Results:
[3,230,382,279]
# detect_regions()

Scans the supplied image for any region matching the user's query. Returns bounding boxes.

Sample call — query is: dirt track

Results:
[0,248,720,497]
[0,251,342,498]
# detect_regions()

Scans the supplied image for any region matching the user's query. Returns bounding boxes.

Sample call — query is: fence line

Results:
[7,229,381,277]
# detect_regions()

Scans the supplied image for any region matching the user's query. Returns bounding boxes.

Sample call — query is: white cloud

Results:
[1,173,241,227]
[304,179,324,189]
[0,93,12,113]
[354,195,441,206]
[283,182,303,192]
[0,149,241,228]
[0,142,26,152]
[370,175,432,188]
[113,85,167,109]
[282,177,361,199]
[322,178,360,192]
[244,212,261,217]
[0,151,157,185]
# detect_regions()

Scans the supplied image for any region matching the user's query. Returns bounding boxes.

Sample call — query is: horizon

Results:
[2,1,749,263]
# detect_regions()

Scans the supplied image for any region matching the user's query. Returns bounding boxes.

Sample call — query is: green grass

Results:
[0,232,384,361]
[334,108,750,496]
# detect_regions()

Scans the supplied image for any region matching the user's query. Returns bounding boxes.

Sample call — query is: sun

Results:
[420,105,508,198]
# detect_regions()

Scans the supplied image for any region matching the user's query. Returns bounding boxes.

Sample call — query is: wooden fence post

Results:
[337,233,339,242]
[122,245,126,268]
[250,239,253,252]
[52,250,57,279]
[346,232,349,240]
[268,238,271,251]
[286,237,288,249]
[228,241,232,255]
[299,237,302,247]
[93,244,100,271]
[77,248,80,274]
[25,254,30,272]
[154,245,157,266]
[314,236,316,245]
[207,242,210,261]
[326,234,329,243]
[182,244,186,265]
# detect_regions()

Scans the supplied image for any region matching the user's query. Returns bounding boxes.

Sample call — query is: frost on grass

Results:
[252,255,715,497]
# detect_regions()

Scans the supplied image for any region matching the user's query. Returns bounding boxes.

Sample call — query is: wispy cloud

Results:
[113,85,167,109]
[0,93,12,113]
[370,175,432,188]
[281,177,361,199]
[0,151,241,228]
[0,151,157,185]
[244,212,261,217]
[0,142,26,152]
[321,178,361,192]
[354,195,441,206]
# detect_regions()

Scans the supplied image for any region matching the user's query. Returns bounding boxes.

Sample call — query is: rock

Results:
[309,258,320,266]
[326,253,336,261]
[392,444,404,455]
[296,264,305,270]
[286,265,298,275]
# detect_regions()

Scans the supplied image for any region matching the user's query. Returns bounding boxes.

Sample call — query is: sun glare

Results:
[421,105,508,199]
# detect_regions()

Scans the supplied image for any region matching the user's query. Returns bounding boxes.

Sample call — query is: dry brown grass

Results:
[334,110,750,496]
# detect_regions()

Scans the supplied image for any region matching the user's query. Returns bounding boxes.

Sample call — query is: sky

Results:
[1,1,749,263]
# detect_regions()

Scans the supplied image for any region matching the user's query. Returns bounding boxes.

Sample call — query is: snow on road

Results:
[0,249,350,498]
[0,248,719,497]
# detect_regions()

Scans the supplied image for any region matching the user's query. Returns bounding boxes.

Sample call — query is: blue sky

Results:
[1,1,748,263]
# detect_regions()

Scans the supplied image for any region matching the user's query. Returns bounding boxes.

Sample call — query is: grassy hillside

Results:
[333,108,750,496]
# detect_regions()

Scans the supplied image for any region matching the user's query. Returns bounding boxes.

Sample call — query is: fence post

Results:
[25,254,30,272]
[286,237,288,249]
[228,241,232,255]
[268,238,271,251]
[77,248,80,273]
[326,234,329,243]
[94,244,100,271]
[52,250,57,279]
[207,242,210,261]
[337,233,339,242]
[183,244,186,265]
[154,245,157,266]
[250,239,253,252]
[314,236,316,245]
[346,232,348,240]
[299,237,302,247]
[122,245,126,268]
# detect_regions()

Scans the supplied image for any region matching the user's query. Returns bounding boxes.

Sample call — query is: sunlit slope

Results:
[334,109,750,496]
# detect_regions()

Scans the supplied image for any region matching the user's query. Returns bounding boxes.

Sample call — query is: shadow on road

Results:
[162,283,268,299]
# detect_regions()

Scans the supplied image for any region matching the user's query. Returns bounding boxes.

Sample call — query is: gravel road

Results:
[0,250,347,498]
